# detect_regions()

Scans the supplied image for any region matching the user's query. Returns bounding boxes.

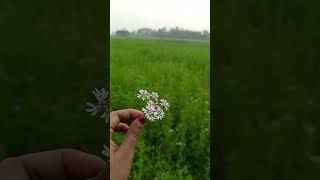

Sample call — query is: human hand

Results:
[0,149,106,180]
[110,109,145,180]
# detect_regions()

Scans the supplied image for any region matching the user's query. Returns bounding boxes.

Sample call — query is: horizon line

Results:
[110,26,211,33]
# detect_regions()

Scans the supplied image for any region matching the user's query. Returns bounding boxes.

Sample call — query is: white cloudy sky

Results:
[110,0,210,33]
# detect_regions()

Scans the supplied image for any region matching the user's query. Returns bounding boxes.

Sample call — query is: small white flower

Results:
[148,100,156,106]
[86,88,109,123]
[150,92,159,100]
[142,107,155,121]
[154,108,164,120]
[176,141,184,146]
[137,89,150,100]
[102,144,109,158]
[86,88,109,160]
[168,129,174,133]
[160,99,170,110]
[137,89,169,122]
[142,100,164,121]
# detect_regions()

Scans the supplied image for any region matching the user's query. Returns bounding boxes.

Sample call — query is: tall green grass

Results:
[110,38,210,179]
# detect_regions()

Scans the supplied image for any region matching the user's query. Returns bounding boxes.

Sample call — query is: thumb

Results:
[117,117,144,158]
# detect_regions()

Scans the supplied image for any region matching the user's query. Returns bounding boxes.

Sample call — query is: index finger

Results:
[110,109,144,129]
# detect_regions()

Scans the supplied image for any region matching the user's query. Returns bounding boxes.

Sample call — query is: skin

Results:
[110,109,145,180]
[0,149,106,180]
[0,109,145,180]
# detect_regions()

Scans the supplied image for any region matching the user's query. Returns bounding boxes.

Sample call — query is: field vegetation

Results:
[110,38,210,179]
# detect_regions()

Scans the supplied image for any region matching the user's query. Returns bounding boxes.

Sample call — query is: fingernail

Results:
[138,117,145,124]
[136,117,144,128]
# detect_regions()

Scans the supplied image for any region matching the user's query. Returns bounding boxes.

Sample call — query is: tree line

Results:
[114,27,210,40]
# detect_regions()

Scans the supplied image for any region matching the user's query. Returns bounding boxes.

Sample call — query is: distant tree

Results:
[116,27,210,40]
[137,28,153,36]
[115,29,130,37]
[202,30,210,39]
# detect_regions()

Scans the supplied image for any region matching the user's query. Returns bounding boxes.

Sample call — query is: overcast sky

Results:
[110,0,210,33]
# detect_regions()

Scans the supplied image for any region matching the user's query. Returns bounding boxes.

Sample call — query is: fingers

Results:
[114,123,129,133]
[110,109,144,129]
[117,117,145,165]
[110,123,129,137]
[18,149,106,180]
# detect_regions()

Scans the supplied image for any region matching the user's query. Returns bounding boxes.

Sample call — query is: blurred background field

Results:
[110,38,210,179]
[213,0,320,179]
[0,0,108,160]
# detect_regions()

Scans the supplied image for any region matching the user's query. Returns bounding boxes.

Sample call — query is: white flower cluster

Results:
[86,88,109,125]
[137,89,170,121]
[86,88,109,159]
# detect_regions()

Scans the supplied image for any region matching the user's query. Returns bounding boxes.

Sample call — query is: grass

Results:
[110,38,210,179]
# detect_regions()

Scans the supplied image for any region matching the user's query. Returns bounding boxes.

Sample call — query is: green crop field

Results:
[110,38,210,179]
